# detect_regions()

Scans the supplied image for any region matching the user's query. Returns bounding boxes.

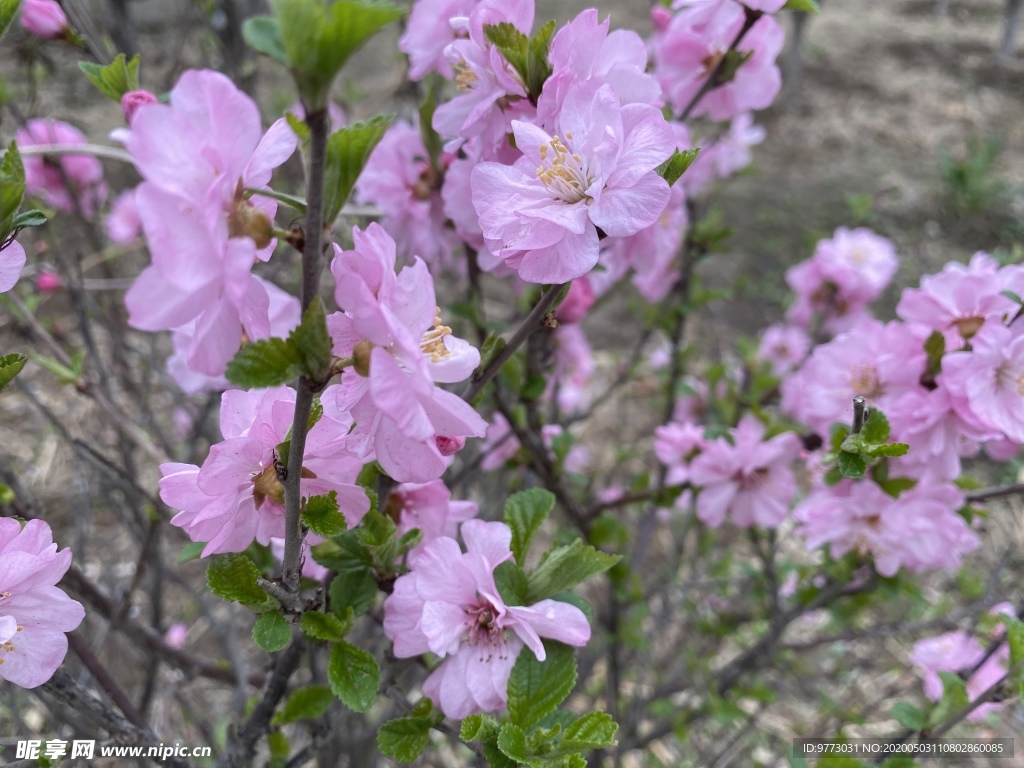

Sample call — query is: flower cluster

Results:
[17,120,107,218]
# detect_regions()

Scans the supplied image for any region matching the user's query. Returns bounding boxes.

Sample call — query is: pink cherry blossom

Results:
[104,188,141,244]
[0,518,85,688]
[536,8,662,130]
[757,323,810,376]
[17,120,107,218]
[793,480,978,576]
[401,0,475,79]
[939,320,1024,443]
[121,90,158,125]
[0,240,26,293]
[442,152,486,252]
[896,252,1021,346]
[433,0,536,154]
[121,69,296,376]
[472,81,674,284]
[159,386,369,556]
[480,412,523,471]
[654,0,783,121]
[781,319,925,437]
[324,224,486,483]
[20,0,68,38]
[382,520,591,718]
[654,421,706,485]
[555,277,596,324]
[550,325,595,412]
[741,0,786,11]
[356,120,459,269]
[688,415,800,527]
[910,631,1010,722]
[386,480,478,563]
[786,228,899,333]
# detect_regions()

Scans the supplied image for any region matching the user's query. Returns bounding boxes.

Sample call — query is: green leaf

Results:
[207,553,278,611]
[860,409,891,445]
[783,0,821,11]
[322,114,394,227]
[271,0,403,111]
[225,337,301,388]
[242,15,288,64]
[928,671,969,728]
[0,0,21,42]
[525,539,620,603]
[496,723,540,767]
[11,209,46,230]
[878,477,917,499]
[302,491,347,538]
[268,731,290,768]
[0,142,26,234]
[560,711,618,750]
[1000,614,1024,694]
[328,640,379,712]
[0,353,27,394]
[504,488,554,565]
[867,443,909,458]
[272,684,333,726]
[923,330,945,381]
[836,451,866,479]
[494,560,528,606]
[300,610,346,642]
[328,567,378,617]
[507,641,577,730]
[78,54,142,102]
[484,23,529,86]
[459,713,500,742]
[252,611,291,651]
[177,541,206,563]
[890,701,927,730]
[417,77,444,170]
[655,148,700,188]
[289,297,333,380]
[377,717,433,763]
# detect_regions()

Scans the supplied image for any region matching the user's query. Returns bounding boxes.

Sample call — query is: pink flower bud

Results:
[434,435,465,456]
[651,5,673,32]
[20,0,69,39]
[121,90,158,125]
[35,270,62,292]
[556,276,595,324]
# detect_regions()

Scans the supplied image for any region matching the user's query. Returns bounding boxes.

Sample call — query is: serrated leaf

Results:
[272,0,403,110]
[860,409,890,445]
[302,490,347,538]
[560,711,618,750]
[460,713,500,742]
[494,560,528,606]
[242,15,288,64]
[289,297,333,380]
[496,723,540,767]
[377,717,433,763]
[328,640,379,712]
[525,539,620,603]
[484,22,529,85]
[783,0,821,11]
[322,114,394,226]
[867,443,909,458]
[207,553,278,611]
[836,451,866,479]
[272,684,333,725]
[78,54,141,102]
[655,148,700,188]
[928,671,969,728]
[0,0,21,42]
[300,610,346,642]
[328,566,378,617]
[0,353,27,393]
[225,337,301,388]
[890,701,926,730]
[504,488,554,565]
[253,611,291,651]
[507,641,577,730]
[525,21,554,99]
[177,540,206,563]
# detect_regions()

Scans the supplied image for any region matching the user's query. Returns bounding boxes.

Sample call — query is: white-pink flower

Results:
[689,415,800,527]
[0,240,26,293]
[0,519,85,688]
[400,0,475,80]
[17,120,107,218]
[386,479,478,564]
[160,387,369,556]
[472,81,674,284]
[382,520,590,718]
[654,420,706,485]
[910,630,1010,722]
[757,323,810,376]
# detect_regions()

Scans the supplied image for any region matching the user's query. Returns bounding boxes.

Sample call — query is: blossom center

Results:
[954,316,984,340]
[536,133,593,205]
[252,462,317,510]
[420,308,453,362]
[849,364,883,399]
[739,467,770,491]
[464,596,509,661]
[454,59,477,92]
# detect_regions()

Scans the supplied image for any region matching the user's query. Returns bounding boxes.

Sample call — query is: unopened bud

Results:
[353,340,374,377]
[20,0,69,39]
[121,90,159,125]
[435,435,465,456]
